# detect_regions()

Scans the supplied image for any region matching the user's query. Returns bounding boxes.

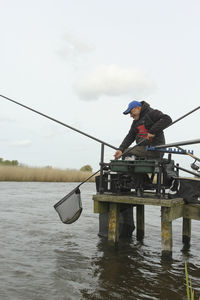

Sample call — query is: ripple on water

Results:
[0,182,200,300]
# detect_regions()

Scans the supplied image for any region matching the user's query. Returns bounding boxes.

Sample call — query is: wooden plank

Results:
[183,205,200,221]
[136,205,145,240]
[108,203,119,243]
[167,206,184,221]
[93,200,108,214]
[93,194,184,207]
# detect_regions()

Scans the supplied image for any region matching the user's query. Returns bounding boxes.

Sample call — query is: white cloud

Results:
[56,32,93,60]
[9,139,32,147]
[75,64,156,101]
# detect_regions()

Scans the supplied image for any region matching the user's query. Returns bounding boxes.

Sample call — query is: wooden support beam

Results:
[167,206,184,221]
[93,194,184,207]
[93,200,108,214]
[108,203,119,243]
[182,218,191,244]
[161,207,172,255]
[136,205,145,240]
[183,204,200,221]
[93,194,199,255]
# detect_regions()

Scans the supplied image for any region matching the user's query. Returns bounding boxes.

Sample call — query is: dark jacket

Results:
[119,101,172,152]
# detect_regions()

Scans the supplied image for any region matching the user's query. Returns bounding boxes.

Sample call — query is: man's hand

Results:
[114,150,123,159]
[146,133,155,141]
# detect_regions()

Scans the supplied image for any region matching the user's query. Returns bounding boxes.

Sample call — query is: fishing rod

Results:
[166,105,200,128]
[175,146,200,172]
[153,138,200,166]
[176,165,200,178]
[155,138,200,149]
[0,94,117,150]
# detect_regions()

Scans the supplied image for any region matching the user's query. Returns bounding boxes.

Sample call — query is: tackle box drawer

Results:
[110,160,156,173]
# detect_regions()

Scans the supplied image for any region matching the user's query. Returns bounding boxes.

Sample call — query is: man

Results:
[114,100,172,159]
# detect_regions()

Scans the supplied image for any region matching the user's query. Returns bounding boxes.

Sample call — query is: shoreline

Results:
[0,165,96,182]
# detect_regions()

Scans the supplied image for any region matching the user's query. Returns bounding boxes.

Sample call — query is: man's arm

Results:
[118,124,137,152]
[114,123,137,158]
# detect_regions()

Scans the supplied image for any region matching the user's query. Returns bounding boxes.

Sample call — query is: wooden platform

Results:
[93,193,200,255]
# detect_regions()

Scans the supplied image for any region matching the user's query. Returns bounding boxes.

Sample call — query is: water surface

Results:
[0,182,199,299]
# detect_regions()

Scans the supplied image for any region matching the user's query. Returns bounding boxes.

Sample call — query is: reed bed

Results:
[0,166,96,182]
[185,261,200,300]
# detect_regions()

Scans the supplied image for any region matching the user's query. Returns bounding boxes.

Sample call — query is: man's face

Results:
[130,106,141,120]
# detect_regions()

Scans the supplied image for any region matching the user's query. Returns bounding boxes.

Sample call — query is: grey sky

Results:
[0,0,199,171]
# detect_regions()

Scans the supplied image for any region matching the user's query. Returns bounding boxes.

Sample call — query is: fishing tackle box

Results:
[110,159,156,173]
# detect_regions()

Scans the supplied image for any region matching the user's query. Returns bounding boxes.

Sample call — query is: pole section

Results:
[155,139,200,149]
[167,106,200,128]
[0,94,117,150]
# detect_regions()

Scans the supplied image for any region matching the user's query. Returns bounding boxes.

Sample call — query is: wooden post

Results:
[182,218,191,244]
[136,205,145,240]
[108,203,119,243]
[161,207,172,256]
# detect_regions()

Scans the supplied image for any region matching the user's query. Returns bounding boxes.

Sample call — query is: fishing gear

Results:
[165,105,200,127]
[175,165,200,178]
[1,94,200,223]
[55,104,200,223]
[191,161,200,171]
[176,146,200,162]
[176,146,200,172]
[155,139,200,149]
[116,127,200,161]
[154,140,200,166]
[147,143,200,165]
[54,169,100,223]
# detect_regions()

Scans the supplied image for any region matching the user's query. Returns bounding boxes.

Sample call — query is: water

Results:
[0,182,199,300]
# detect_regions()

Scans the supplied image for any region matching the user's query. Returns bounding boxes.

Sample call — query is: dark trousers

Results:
[125,145,162,159]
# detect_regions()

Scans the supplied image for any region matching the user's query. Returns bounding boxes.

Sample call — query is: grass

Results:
[0,165,96,182]
[185,261,200,300]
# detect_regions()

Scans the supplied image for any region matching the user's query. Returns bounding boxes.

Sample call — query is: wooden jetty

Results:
[93,193,200,255]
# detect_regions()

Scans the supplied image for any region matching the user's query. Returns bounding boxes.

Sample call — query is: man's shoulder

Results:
[146,107,163,116]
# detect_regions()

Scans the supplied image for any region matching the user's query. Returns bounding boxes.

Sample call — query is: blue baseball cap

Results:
[123,100,142,115]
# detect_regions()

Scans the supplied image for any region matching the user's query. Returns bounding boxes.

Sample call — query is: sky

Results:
[0,0,200,173]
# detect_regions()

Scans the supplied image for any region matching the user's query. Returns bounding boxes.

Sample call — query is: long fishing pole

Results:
[0,94,117,150]
[153,139,200,163]
[176,146,200,163]
[155,138,200,149]
[176,165,200,178]
[167,105,200,128]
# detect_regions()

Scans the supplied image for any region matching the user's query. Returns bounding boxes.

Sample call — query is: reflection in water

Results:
[81,238,199,300]
[81,238,147,300]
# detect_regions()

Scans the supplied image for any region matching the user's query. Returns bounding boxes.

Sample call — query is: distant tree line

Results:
[80,165,92,172]
[0,158,93,171]
[0,158,19,166]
